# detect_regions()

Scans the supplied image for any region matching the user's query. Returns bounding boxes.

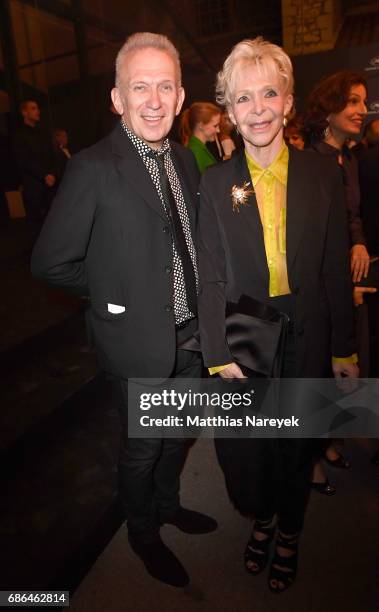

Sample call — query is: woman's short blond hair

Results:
[216,37,294,107]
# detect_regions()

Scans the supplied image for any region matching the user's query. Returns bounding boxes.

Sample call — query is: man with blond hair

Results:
[32,32,216,587]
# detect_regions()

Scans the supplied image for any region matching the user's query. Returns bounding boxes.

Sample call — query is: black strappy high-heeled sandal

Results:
[268,531,299,593]
[244,518,276,575]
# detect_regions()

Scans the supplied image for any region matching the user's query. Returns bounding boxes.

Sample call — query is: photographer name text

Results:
[139,415,300,429]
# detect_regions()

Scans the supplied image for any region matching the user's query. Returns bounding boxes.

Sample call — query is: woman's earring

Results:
[323,124,330,139]
[234,123,240,135]
[283,116,288,127]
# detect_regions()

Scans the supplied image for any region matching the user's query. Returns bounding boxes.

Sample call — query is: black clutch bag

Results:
[180,294,289,377]
[354,257,379,288]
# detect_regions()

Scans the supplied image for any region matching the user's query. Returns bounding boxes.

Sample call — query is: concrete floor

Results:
[71,438,379,612]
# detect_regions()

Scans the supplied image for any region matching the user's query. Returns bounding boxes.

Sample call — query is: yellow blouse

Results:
[245,142,290,297]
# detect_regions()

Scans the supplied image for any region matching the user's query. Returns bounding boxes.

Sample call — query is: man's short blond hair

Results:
[115,32,182,88]
[216,37,294,108]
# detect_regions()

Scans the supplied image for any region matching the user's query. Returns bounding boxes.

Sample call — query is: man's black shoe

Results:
[163,507,218,534]
[128,534,189,587]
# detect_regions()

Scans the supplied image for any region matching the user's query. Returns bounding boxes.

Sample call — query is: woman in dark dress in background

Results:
[305,70,369,284]
[304,70,375,486]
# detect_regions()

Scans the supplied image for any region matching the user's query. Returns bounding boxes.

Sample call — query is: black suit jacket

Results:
[31,123,200,378]
[358,145,379,256]
[197,146,355,377]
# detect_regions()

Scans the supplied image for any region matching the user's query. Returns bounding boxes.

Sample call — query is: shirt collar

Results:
[245,142,289,187]
[120,118,171,158]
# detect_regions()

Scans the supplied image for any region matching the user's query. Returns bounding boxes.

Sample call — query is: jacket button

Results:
[165,304,172,312]
[165,266,172,274]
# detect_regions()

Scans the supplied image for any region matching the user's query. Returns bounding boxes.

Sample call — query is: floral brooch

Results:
[231,181,254,213]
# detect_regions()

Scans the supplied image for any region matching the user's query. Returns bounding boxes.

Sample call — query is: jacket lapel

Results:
[286,146,310,274]
[110,123,167,220]
[233,151,268,277]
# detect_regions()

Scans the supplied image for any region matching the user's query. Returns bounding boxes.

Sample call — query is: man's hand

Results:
[45,174,56,187]
[218,362,246,379]
[353,286,377,306]
[351,244,370,282]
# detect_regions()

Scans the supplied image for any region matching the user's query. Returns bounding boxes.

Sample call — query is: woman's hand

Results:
[351,244,370,283]
[353,286,377,306]
[332,361,359,392]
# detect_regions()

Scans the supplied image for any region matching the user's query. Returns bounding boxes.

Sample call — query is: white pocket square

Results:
[107,303,126,314]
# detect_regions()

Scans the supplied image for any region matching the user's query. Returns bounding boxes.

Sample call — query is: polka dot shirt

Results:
[121,119,198,325]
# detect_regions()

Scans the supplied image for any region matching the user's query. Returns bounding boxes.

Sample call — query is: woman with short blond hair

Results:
[197,37,357,593]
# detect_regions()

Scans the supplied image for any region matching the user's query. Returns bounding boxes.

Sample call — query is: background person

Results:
[217,111,237,159]
[12,100,56,223]
[304,70,369,284]
[179,101,221,173]
[305,71,373,479]
[284,115,305,150]
[352,117,379,157]
[52,128,71,188]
